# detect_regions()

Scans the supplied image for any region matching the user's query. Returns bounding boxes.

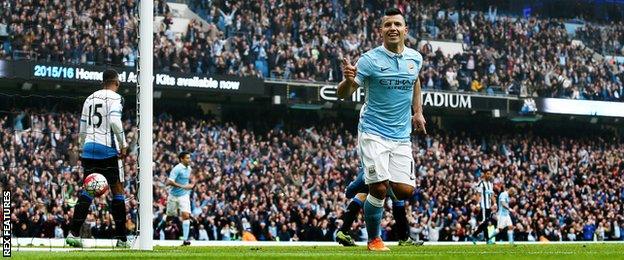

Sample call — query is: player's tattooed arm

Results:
[412,78,426,134]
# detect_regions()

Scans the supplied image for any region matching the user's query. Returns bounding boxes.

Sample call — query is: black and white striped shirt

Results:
[475,180,494,210]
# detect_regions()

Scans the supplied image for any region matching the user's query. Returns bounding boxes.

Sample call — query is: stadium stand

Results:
[2,0,623,101]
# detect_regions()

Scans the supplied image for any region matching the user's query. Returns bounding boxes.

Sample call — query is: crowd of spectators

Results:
[2,1,624,101]
[576,22,624,56]
[418,9,624,101]
[2,108,623,242]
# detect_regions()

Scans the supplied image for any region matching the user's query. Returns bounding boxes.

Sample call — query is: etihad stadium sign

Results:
[422,92,471,109]
[320,85,472,109]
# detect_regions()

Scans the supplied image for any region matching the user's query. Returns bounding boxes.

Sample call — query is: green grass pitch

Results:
[10,244,624,259]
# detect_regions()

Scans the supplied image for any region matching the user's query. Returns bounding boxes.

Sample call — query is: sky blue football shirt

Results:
[354,45,423,141]
[498,191,511,217]
[168,163,192,197]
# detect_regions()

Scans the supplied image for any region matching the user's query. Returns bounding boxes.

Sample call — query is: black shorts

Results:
[478,208,493,222]
[81,156,123,185]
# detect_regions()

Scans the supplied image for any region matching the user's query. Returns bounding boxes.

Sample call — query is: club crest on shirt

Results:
[367,165,376,175]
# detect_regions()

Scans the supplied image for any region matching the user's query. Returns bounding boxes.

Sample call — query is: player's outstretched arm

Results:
[337,58,359,99]
[412,78,426,135]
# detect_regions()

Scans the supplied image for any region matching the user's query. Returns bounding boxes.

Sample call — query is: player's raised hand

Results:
[412,113,427,135]
[342,57,356,83]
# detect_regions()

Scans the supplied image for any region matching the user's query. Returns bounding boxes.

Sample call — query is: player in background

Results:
[337,7,426,251]
[335,188,366,246]
[470,172,496,244]
[165,151,195,246]
[488,187,517,244]
[335,168,424,246]
[67,69,129,248]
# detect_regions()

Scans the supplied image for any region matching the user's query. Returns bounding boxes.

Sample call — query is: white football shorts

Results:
[497,214,513,229]
[358,132,416,187]
[166,194,191,216]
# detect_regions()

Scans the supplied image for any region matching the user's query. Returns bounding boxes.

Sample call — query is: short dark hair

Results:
[178,151,190,160]
[103,69,119,84]
[384,7,403,17]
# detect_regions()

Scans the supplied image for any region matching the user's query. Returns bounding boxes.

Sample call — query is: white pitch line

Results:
[11,237,624,248]
[15,248,121,252]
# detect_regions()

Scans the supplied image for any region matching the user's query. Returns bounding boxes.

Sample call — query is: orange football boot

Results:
[367,237,390,251]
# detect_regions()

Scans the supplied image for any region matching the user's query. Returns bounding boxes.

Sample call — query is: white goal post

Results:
[137,0,154,251]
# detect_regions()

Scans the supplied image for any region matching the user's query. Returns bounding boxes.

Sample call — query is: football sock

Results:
[340,197,363,233]
[364,194,384,241]
[182,219,191,241]
[157,215,173,231]
[392,200,408,241]
[508,230,514,244]
[474,219,489,239]
[489,229,499,241]
[483,223,489,240]
[112,194,128,242]
[70,190,93,236]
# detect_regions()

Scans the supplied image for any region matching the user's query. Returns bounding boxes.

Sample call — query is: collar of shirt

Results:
[382,45,405,58]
